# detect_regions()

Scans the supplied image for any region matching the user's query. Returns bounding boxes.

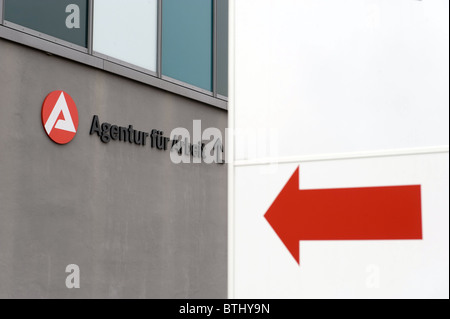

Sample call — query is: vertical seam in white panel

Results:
[234,146,450,167]
[228,0,236,299]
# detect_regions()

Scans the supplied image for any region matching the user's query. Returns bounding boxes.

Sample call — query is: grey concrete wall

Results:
[0,39,227,298]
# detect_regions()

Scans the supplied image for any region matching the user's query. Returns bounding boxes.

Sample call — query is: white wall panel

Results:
[233,153,449,298]
[234,0,449,161]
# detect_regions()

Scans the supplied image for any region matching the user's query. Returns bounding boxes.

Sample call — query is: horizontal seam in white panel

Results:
[233,146,450,167]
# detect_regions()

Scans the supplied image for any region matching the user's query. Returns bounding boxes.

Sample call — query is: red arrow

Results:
[264,167,422,265]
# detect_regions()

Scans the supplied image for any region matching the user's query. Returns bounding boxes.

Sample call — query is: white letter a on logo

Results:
[45,92,76,135]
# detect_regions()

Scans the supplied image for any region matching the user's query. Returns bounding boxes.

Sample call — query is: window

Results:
[0,0,228,104]
[93,0,158,72]
[4,0,88,48]
[162,0,213,92]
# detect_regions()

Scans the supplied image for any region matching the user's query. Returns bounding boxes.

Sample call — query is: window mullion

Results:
[0,0,4,25]
[88,0,94,54]
[157,0,162,78]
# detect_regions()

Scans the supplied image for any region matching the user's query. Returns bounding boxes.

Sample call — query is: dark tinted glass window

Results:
[162,0,213,92]
[4,0,88,48]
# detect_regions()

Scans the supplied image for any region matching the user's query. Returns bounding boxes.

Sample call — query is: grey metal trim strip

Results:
[216,94,228,102]
[0,25,103,68]
[93,50,158,78]
[3,20,88,53]
[104,60,227,110]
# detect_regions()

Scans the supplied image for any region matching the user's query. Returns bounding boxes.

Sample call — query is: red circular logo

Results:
[41,91,79,144]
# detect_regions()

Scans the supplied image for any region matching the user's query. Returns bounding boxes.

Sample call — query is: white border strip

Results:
[234,146,450,167]
[227,0,236,300]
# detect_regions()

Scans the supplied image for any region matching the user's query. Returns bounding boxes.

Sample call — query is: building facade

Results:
[0,0,228,298]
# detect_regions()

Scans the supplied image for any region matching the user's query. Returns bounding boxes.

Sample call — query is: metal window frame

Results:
[0,0,4,25]
[215,0,229,102]
[162,74,214,97]
[0,0,228,109]
[93,50,158,78]
[157,0,162,78]
[3,20,88,53]
[0,24,103,67]
[217,93,228,101]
